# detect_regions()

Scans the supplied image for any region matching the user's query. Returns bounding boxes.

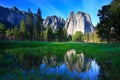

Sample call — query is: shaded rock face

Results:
[43,15,65,31]
[0,6,26,26]
[65,11,94,35]
[0,6,37,27]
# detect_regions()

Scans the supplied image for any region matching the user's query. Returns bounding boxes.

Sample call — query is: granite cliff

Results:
[43,15,65,31]
[65,11,94,35]
[0,6,37,27]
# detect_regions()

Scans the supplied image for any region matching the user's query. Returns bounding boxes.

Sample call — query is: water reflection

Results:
[64,49,84,72]
[41,49,100,80]
[40,60,99,80]
[42,55,57,67]
[0,49,100,80]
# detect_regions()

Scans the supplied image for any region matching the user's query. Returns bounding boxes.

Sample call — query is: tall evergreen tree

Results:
[57,27,64,42]
[63,28,67,41]
[27,8,34,41]
[0,23,6,40]
[36,8,43,40]
[13,26,19,40]
[6,28,11,40]
[45,26,53,42]
[10,28,14,40]
[20,19,26,40]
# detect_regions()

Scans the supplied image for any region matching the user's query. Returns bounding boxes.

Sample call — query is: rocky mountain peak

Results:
[11,7,19,12]
[65,11,94,35]
[43,15,65,31]
[70,11,74,15]
[0,6,38,28]
[0,6,28,27]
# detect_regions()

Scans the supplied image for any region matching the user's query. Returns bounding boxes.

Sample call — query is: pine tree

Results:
[13,26,19,40]
[0,23,6,40]
[63,28,67,41]
[46,26,53,41]
[20,19,26,40]
[57,27,64,42]
[27,8,34,41]
[36,8,43,40]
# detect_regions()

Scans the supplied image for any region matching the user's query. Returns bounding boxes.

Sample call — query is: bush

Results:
[72,31,84,42]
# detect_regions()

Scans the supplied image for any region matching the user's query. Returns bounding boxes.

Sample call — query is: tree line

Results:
[0,7,99,42]
[0,8,69,42]
[0,8,43,41]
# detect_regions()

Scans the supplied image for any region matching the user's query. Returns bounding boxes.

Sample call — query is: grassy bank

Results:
[0,41,120,79]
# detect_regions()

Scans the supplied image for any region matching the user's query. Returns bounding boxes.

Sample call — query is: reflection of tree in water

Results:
[64,49,92,73]
[41,49,92,73]
[0,49,99,80]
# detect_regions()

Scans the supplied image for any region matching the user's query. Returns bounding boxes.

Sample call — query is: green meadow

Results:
[0,41,120,79]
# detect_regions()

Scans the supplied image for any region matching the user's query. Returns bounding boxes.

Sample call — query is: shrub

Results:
[72,31,84,42]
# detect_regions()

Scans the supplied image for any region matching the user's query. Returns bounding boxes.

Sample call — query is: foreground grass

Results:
[0,41,120,79]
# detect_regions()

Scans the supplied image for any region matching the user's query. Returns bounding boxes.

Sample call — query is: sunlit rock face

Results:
[65,11,94,35]
[43,15,65,31]
[64,49,85,72]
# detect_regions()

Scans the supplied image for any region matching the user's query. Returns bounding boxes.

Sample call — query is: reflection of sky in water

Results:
[0,49,100,80]
[40,59,100,80]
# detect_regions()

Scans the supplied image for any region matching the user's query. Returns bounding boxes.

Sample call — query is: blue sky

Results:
[0,0,112,26]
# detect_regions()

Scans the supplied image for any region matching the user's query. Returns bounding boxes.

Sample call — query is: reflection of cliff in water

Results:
[41,49,100,80]
[0,49,100,80]
[64,49,85,72]
[64,49,93,73]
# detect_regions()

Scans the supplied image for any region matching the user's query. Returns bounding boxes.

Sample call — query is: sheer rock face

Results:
[65,11,94,35]
[43,15,65,31]
[0,6,37,27]
[0,6,26,26]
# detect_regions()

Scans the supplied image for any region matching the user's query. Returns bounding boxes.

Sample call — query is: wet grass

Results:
[0,41,120,79]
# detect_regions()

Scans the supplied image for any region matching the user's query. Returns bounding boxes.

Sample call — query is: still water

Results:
[0,49,100,80]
